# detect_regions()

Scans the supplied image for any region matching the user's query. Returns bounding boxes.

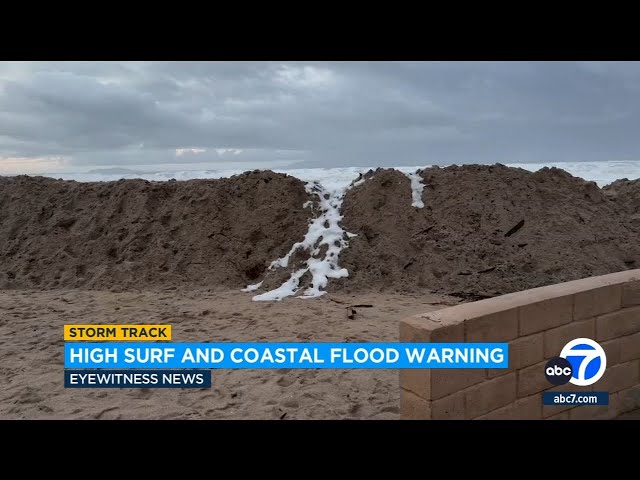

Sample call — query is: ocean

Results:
[30,160,640,188]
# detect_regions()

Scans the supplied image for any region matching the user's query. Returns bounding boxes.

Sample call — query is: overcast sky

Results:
[1,61,640,174]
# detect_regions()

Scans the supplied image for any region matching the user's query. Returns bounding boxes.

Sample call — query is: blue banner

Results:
[64,369,211,388]
[64,342,508,369]
[543,391,609,406]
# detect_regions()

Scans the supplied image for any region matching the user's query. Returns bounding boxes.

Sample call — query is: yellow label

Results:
[64,324,172,341]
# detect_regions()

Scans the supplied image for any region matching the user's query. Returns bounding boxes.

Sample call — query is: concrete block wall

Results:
[400,270,640,419]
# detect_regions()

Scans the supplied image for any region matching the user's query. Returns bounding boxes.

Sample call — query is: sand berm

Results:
[2,164,640,299]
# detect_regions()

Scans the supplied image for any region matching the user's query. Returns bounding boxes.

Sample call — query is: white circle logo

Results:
[560,338,607,386]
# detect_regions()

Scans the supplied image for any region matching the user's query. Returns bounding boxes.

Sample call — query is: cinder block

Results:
[544,318,596,358]
[476,394,541,420]
[400,388,431,420]
[622,281,640,307]
[487,367,516,379]
[596,306,640,341]
[574,285,621,320]
[620,332,640,362]
[401,367,486,401]
[568,393,619,420]
[597,360,639,393]
[519,296,573,336]
[465,309,518,342]
[487,332,544,378]
[543,402,574,418]
[432,391,466,419]
[601,338,622,367]
[400,313,469,400]
[512,333,545,369]
[518,361,549,398]
[486,367,512,379]
[545,411,570,420]
[431,369,486,400]
[513,394,543,420]
[416,294,523,326]
[400,320,431,343]
[400,313,465,343]
[400,369,431,400]
[465,373,516,418]
[618,384,640,413]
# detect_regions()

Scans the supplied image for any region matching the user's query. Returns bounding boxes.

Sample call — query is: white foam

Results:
[249,180,353,301]
[251,269,306,302]
[403,170,425,208]
[241,281,263,292]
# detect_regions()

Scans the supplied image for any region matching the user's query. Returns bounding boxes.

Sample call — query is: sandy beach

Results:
[0,288,457,420]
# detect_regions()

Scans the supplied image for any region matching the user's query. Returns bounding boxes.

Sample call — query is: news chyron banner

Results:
[64,324,212,388]
[63,324,509,388]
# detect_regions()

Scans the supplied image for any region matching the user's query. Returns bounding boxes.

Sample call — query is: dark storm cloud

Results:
[1,61,640,172]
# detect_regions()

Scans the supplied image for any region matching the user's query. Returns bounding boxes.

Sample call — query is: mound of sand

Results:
[3,164,640,299]
[603,178,640,219]
[0,171,311,290]
[337,165,640,298]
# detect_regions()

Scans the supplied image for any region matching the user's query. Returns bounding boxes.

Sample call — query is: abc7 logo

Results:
[545,338,607,386]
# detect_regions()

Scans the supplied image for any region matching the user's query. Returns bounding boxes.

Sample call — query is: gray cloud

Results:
[1,61,640,173]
